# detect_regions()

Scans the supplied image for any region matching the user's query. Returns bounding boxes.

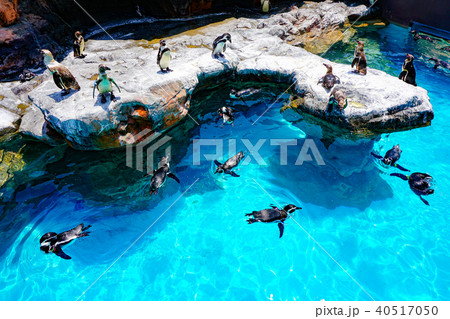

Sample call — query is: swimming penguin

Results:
[214,151,245,177]
[40,223,91,260]
[261,0,270,13]
[216,106,234,126]
[230,88,260,107]
[41,49,80,95]
[19,69,36,82]
[371,144,409,171]
[410,30,436,43]
[390,172,434,206]
[326,88,347,113]
[246,204,301,238]
[429,57,450,70]
[318,63,340,89]
[93,64,121,103]
[73,31,86,58]
[148,156,180,195]
[157,39,172,73]
[351,40,367,75]
[212,33,232,59]
[398,54,417,86]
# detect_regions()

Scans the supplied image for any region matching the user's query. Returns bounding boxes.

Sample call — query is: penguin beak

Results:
[105,66,111,70]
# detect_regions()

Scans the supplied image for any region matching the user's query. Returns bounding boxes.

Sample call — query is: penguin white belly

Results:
[213,41,225,55]
[160,51,171,69]
[98,79,112,94]
[262,1,269,13]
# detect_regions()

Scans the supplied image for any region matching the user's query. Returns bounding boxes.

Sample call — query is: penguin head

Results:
[40,49,53,60]
[98,64,110,74]
[323,63,333,73]
[356,40,364,47]
[405,53,414,62]
[223,33,232,43]
[159,39,166,47]
[40,232,58,254]
[214,166,224,174]
[283,204,301,214]
[75,31,82,38]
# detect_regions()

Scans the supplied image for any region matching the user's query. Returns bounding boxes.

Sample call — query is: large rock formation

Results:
[19,5,433,150]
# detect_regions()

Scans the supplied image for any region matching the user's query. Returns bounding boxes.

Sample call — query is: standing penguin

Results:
[212,33,232,59]
[318,63,340,89]
[246,204,301,238]
[371,144,409,171]
[73,31,86,58]
[40,224,91,260]
[214,151,245,177]
[261,0,270,13]
[351,40,367,75]
[148,156,180,195]
[93,64,121,103]
[390,172,434,206]
[41,49,80,95]
[399,54,417,86]
[157,39,172,73]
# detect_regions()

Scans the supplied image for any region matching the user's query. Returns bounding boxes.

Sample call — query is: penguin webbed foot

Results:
[61,89,70,96]
[247,218,258,224]
[110,92,117,102]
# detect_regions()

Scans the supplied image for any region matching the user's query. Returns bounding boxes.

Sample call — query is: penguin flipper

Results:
[419,195,430,206]
[390,173,408,181]
[167,172,180,183]
[214,160,223,167]
[110,78,121,93]
[278,222,285,238]
[351,58,357,68]
[54,246,71,260]
[93,81,99,98]
[370,152,383,160]
[229,171,240,177]
[394,164,410,172]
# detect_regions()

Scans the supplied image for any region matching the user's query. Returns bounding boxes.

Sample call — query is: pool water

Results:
[0,23,449,301]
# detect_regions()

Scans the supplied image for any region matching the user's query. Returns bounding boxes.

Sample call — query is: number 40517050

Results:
[376,306,438,316]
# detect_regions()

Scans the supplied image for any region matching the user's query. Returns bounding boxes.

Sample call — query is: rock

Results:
[0,0,19,27]
[0,107,20,135]
[18,8,433,150]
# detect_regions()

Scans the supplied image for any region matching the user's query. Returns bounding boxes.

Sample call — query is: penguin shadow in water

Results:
[94,93,121,111]
[47,89,78,102]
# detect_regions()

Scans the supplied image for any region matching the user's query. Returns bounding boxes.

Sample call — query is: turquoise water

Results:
[0,23,449,301]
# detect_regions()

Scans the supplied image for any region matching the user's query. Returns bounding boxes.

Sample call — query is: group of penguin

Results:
[38,28,439,260]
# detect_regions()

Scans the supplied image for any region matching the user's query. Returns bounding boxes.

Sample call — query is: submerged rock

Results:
[12,4,432,150]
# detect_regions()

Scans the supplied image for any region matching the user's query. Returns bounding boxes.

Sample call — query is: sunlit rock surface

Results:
[15,2,433,150]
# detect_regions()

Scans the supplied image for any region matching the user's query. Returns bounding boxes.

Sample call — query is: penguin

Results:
[410,30,436,43]
[390,172,434,206]
[371,144,409,171]
[318,63,340,89]
[216,106,234,126]
[326,88,347,113]
[93,64,121,103]
[73,31,86,58]
[246,204,301,238]
[429,57,450,70]
[148,156,180,195]
[230,88,261,99]
[351,40,367,75]
[41,49,80,95]
[214,151,245,177]
[40,223,91,260]
[19,69,36,82]
[212,33,232,59]
[261,0,270,13]
[398,53,417,86]
[157,39,172,73]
